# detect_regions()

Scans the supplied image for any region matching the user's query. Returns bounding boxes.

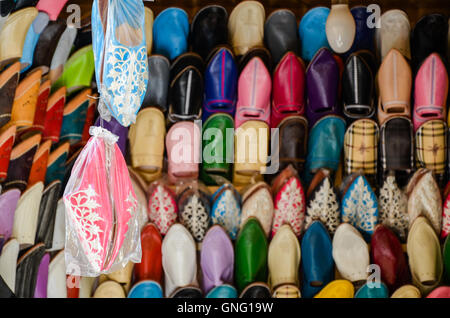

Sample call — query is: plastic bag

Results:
[63,126,141,276]
[92,0,148,127]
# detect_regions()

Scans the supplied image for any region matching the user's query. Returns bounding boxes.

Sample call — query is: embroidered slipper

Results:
[148,180,178,235]
[210,184,241,239]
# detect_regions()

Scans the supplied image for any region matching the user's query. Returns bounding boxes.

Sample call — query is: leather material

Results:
[36,0,67,21]
[264,9,300,65]
[343,53,375,119]
[276,116,308,174]
[94,116,127,156]
[379,117,414,173]
[206,284,238,298]
[427,286,450,298]
[407,216,443,295]
[128,280,163,298]
[377,49,412,126]
[162,224,197,297]
[298,7,330,62]
[177,185,210,242]
[33,253,49,298]
[272,284,301,298]
[306,48,341,127]
[272,166,306,237]
[268,224,300,289]
[301,221,334,298]
[129,107,165,182]
[271,53,305,128]
[0,239,19,293]
[60,148,81,197]
[233,120,269,185]
[202,47,238,119]
[59,88,90,145]
[371,225,410,292]
[134,223,162,285]
[144,7,153,55]
[191,5,228,60]
[305,116,346,182]
[200,113,234,185]
[142,55,170,111]
[240,182,273,237]
[200,225,234,294]
[391,285,421,298]
[0,8,38,68]
[343,119,379,183]
[415,120,447,181]
[42,87,65,144]
[24,79,51,136]
[168,66,203,123]
[239,282,271,298]
[406,168,442,236]
[12,182,44,246]
[443,183,450,240]
[33,20,66,74]
[376,10,411,60]
[413,53,448,131]
[411,14,448,73]
[0,0,15,34]
[15,243,45,298]
[238,46,272,74]
[170,286,203,298]
[166,121,200,184]
[0,271,15,298]
[348,6,375,54]
[0,125,16,181]
[3,134,41,192]
[314,280,354,298]
[332,223,370,283]
[48,26,78,84]
[20,12,49,72]
[0,189,21,242]
[47,250,67,298]
[170,52,205,80]
[354,282,389,298]
[210,185,241,239]
[45,142,69,185]
[13,0,39,11]
[148,181,178,235]
[228,1,265,57]
[93,281,124,298]
[0,62,20,129]
[35,181,61,248]
[8,68,42,130]
[153,8,189,61]
[80,94,97,145]
[48,199,65,252]
[235,57,271,128]
[305,169,340,235]
[235,217,268,293]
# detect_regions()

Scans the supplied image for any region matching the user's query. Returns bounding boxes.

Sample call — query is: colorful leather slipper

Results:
[93,281,125,298]
[49,25,78,84]
[407,216,443,295]
[32,20,66,74]
[47,250,67,298]
[371,225,410,291]
[268,224,300,289]
[0,62,20,129]
[378,175,408,241]
[144,7,153,55]
[240,182,273,237]
[201,225,234,294]
[391,285,421,298]
[406,168,442,235]
[272,284,301,298]
[12,181,44,246]
[59,88,90,145]
[15,243,45,298]
[128,280,163,298]
[375,9,411,60]
[148,181,178,235]
[271,52,305,128]
[35,180,61,248]
[27,140,51,188]
[134,223,162,285]
[80,94,97,145]
[235,217,268,293]
[47,199,65,252]
[0,0,15,33]
[42,87,66,143]
[200,113,234,185]
[210,185,241,239]
[3,134,41,192]
[129,107,165,182]
[0,125,16,181]
[162,224,197,297]
[20,12,49,72]
[106,262,134,292]
[239,282,271,298]
[228,1,265,57]
[45,142,69,185]
[142,55,170,112]
[355,282,389,298]
[427,286,450,298]
[0,238,19,293]
[238,46,272,74]
[206,284,238,298]
[0,189,21,242]
[298,7,330,62]
[53,45,94,95]
[347,7,375,55]
[170,286,203,298]
[7,68,42,131]
[33,253,49,298]
[93,116,128,156]
[13,0,39,11]
[314,280,354,298]
[332,223,369,285]
[36,0,68,21]
[301,221,334,298]
[0,7,38,68]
